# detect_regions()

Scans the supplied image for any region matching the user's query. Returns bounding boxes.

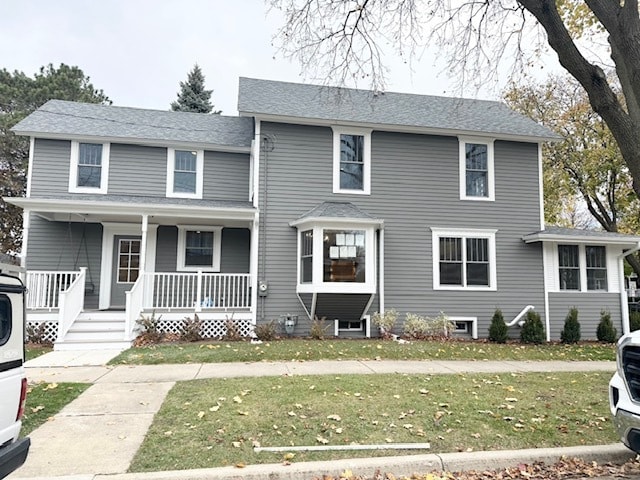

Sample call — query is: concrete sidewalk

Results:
[8,350,629,480]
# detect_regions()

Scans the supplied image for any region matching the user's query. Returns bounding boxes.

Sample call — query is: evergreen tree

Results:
[488,308,508,343]
[596,310,618,343]
[170,64,219,114]
[520,310,545,344]
[560,307,581,344]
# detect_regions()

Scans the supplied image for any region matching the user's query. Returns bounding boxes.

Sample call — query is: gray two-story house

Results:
[7,77,640,349]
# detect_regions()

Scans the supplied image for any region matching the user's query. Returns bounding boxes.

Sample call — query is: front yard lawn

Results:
[111,339,615,365]
[22,382,90,435]
[130,371,615,471]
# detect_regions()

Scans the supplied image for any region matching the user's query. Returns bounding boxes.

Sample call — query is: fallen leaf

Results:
[197,411,205,419]
[327,414,342,421]
[232,441,242,448]
[237,410,249,416]
[233,396,243,404]
[209,405,220,412]
[316,435,329,444]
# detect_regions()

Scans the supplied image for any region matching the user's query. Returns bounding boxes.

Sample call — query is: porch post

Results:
[250,217,259,322]
[140,214,148,273]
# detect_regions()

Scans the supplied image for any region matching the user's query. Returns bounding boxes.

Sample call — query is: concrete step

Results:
[70,319,126,332]
[64,330,126,342]
[54,339,131,351]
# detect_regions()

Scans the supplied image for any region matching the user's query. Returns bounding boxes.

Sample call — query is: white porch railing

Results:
[144,272,252,311]
[125,274,145,341]
[57,267,86,341]
[26,270,81,310]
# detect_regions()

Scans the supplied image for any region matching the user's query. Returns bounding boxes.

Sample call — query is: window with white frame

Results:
[558,244,608,291]
[432,228,497,290]
[300,230,313,284]
[332,127,371,194]
[459,137,494,201]
[176,226,222,271]
[117,239,140,283]
[323,230,366,283]
[166,148,203,198]
[69,141,110,193]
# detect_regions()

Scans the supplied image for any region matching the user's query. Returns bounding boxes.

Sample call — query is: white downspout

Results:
[379,227,385,314]
[619,243,640,335]
[505,305,536,327]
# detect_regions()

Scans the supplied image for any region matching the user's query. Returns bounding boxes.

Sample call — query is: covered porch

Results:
[10,194,258,349]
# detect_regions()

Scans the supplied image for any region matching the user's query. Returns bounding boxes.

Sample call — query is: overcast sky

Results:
[1,1,560,115]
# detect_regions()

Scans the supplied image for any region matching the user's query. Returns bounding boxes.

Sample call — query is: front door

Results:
[110,236,141,308]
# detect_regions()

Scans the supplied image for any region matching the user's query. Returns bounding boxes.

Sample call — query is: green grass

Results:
[21,382,90,435]
[25,345,52,361]
[110,339,615,365]
[130,371,615,471]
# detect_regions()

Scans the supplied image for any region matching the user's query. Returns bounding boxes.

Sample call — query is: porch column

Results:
[21,210,30,269]
[140,214,148,273]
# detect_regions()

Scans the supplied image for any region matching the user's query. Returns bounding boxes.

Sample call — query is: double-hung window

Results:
[69,141,110,193]
[459,137,494,201]
[432,228,497,290]
[167,148,203,198]
[558,244,608,291]
[177,226,222,271]
[332,127,371,195]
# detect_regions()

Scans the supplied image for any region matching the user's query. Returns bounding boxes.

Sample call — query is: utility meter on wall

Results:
[258,281,268,296]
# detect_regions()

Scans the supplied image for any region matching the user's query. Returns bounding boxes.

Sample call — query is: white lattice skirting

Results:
[26,318,254,344]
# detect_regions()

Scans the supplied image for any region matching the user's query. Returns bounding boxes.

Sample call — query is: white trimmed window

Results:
[177,226,222,271]
[459,137,494,201]
[332,127,371,195]
[558,244,608,291]
[432,228,497,290]
[69,141,110,193]
[166,148,204,198]
[294,222,376,294]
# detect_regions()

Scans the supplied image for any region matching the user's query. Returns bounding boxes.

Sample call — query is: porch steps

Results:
[54,312,132,351]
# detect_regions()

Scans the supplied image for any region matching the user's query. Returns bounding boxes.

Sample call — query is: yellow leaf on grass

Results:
[238,410,249,416]
[340,469,354,479]
[327,414,342,421]
[209,405,220,412]
[283,452,295,460]
[233,396,243,404]
[44,383,58,390]
[316,435,329,444]
[31,405,44,413]
[232,441,242,448]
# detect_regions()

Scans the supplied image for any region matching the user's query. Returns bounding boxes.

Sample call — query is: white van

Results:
[0,264,30,479]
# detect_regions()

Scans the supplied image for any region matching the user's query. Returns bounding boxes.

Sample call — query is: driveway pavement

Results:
[7,350,632,480]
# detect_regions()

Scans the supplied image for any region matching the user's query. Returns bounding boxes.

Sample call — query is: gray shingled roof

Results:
[293,201,380,223]
[238,77,558,141]
[523,226,640,244]
[11,100,254,149]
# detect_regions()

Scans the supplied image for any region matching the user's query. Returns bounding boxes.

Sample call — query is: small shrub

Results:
[309,316,330,340]
[630,311,640,332]
[372,309,398,339]
[253,320,278,341]
[560,307,581,344]
[597,310,618,343]
[180,314,203,342]
[403,313,429,339]
[26,322,53,346]
[223,318,244,342]
[134,311,163,345]
[403,312,455,340]
[488,309,508,343]
[520,310,545,344]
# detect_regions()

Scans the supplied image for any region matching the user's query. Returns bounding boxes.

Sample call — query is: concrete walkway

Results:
[8,350,631,480]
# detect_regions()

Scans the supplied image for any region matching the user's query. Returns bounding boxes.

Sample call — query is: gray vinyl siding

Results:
[25,215,102,309]
[203,151,250,201]
[29,139,72,196]
[154,226,250,273]
[29,139,250,201]
[256,122,545,338]
[548,292,622,340]
[108,144,166,196]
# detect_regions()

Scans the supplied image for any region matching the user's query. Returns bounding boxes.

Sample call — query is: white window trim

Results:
[431,227,498,291]
[177,225,222,272]
[556,244,609,293]
[332,126,372,195]
[295,222,376,294]
[166,148,204,199]
[69,140,110,194]
[458,136,495,201]
[116,238,141,284]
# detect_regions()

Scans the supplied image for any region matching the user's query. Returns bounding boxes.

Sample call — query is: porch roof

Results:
[523,226,640,247]
[6,194,256,224]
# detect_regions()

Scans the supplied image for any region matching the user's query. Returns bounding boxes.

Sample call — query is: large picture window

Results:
[69,141,110,193]
[332,127,371,195]
[459,137,494,201]
[167,148,203,198]
[432,228,497,290]
[177,226,222,271]
[323,230,366,283]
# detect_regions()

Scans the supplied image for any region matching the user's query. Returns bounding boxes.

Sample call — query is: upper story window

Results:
[459,137,494,201]
[332,127,371,195]
[166,148,203,198]
[558,244,608,291]
[69,141,110,194]
[176,226,222,271]
[432,228,497,290]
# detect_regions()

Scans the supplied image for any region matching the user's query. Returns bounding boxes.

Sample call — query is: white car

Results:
[0,268,30,479]
[609,329,640,453]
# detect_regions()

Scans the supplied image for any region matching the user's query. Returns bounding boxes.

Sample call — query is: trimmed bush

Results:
[596,310,618,343]
[630,311,640,332]
[253,320,278,341]
[560,307,581,344]
[520,310,545,344]
[488,309,508,343]
[372,309,398,339]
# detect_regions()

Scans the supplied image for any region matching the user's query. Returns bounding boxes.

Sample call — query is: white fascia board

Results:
[5,197,256,221]
[290,216,384,229]
[522,233,640,246]
[243,113,560,144]
[16,132,251,154]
